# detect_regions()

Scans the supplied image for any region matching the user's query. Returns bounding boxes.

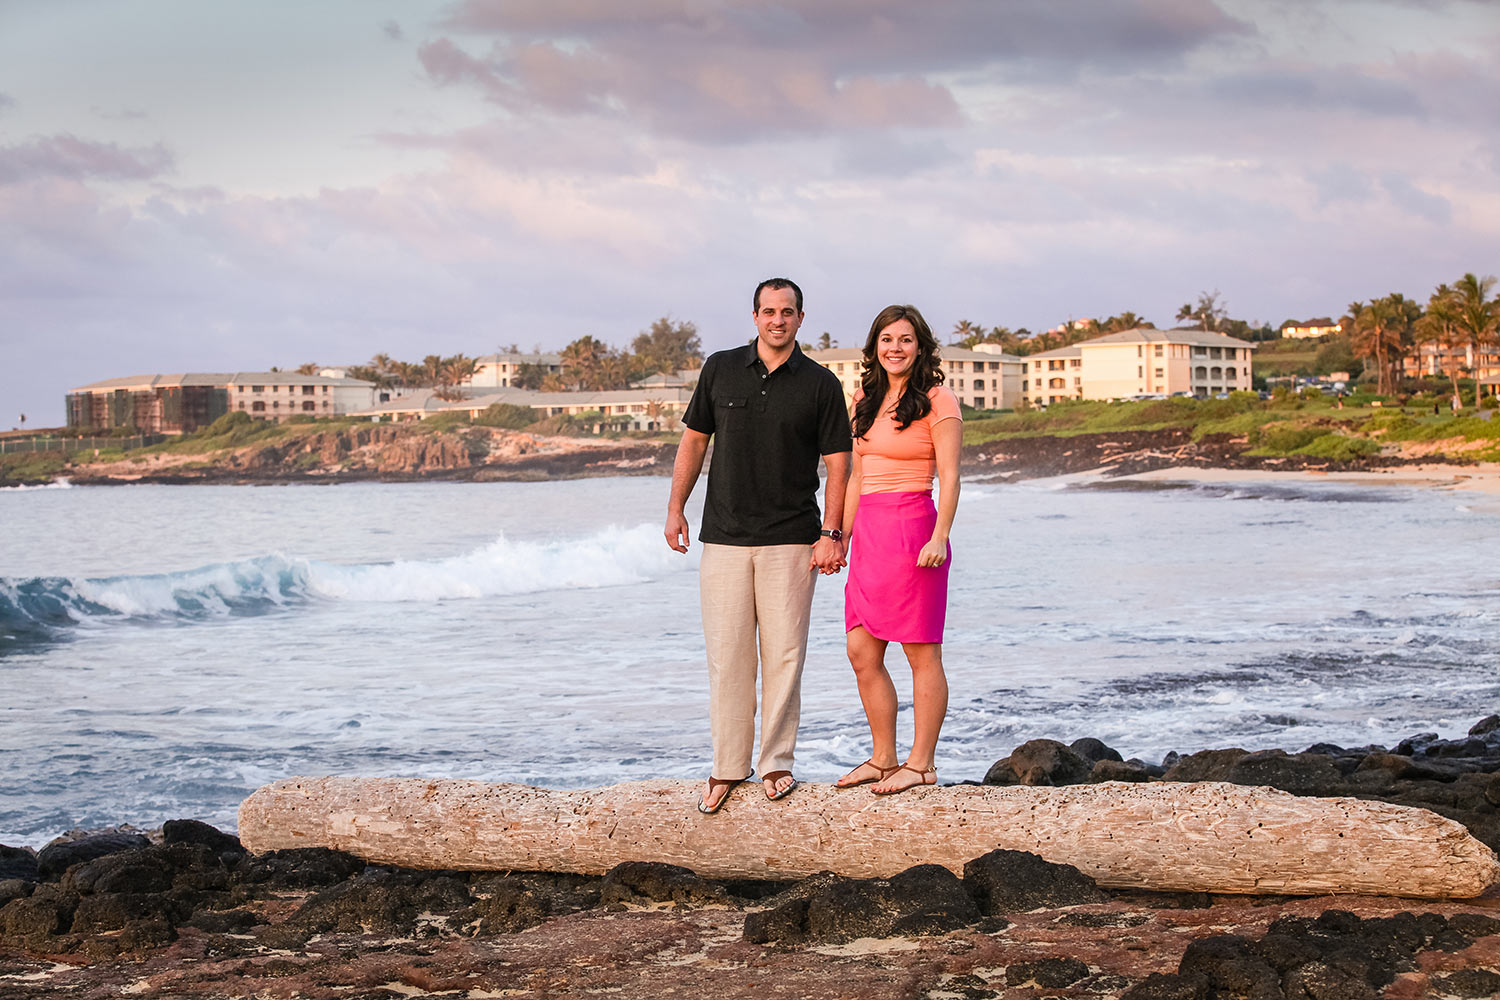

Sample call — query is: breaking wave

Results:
[0,523,684,649]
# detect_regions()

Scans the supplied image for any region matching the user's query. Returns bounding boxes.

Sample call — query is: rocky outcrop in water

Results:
[983,716,1500,855]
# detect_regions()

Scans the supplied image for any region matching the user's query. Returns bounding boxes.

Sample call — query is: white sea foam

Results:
[0,477,73,491]
[305,522,691,602]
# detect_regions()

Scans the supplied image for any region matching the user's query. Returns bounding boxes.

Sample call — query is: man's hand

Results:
[810,536,844,574]
[665,510,691,553]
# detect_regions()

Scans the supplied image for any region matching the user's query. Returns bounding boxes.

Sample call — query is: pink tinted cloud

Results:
[0,135,172,185]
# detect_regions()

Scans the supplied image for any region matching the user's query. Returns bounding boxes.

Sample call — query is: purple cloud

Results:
[422,0,1248,141]
[0,135,173,185]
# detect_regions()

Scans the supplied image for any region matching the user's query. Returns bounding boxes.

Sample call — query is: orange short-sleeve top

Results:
[854,385,962,494]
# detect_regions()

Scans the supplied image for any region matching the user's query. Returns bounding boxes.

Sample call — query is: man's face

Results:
[754,286,803,352]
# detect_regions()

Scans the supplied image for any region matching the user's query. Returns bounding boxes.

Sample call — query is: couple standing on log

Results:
[665,277,962,814]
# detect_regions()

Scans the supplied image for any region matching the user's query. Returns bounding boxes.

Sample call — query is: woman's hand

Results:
[916,539,947,567]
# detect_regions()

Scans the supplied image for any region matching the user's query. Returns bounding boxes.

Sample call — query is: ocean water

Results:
[2,474,1499,846]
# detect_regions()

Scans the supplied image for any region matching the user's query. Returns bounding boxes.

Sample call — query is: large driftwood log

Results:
[238,777,1500,898]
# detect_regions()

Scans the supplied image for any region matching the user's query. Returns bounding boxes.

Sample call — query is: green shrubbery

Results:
[472,403,540,429]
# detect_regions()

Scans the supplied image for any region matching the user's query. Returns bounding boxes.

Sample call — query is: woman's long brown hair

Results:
[852,304,945,439]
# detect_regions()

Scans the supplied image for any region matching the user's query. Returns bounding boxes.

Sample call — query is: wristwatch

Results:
[820,528,843,541]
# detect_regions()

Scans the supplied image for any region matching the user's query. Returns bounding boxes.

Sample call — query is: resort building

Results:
[1279,318,1343,340]
[1022,346,1085,405]
[350,386,694,433]
[468,352,564,388]
[1401,342,1500,385]
[1019,328,1256,406]
[803,345,1022,411]
[66,372,378,433]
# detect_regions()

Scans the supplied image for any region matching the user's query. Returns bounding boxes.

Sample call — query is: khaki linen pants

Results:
[699,543,817,780]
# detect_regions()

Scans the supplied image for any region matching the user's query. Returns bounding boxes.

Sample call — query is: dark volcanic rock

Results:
[983,738,1093,786]
[1120,972,1210,1000]
[162,819,246,863]
[1006,957,1090,987]
[598,861,729,908]
[234,846,366,888]
[1177,934,1282,1000]
[1161,748,1250,782]
[0,883,80,950]
[279,868,473,941]
[1435,968,1500,998]
[0,844,39,882]
[962,849,1108,913]
[466,880,553,935]
[0,878,34,909]
[1225,749,1347,796]
[36,832,151,880]
[746,864,978,945]
[1070,737,1124,764]
[1093,759,1153,782]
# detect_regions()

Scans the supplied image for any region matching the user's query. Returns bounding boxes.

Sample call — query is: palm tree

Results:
[951,319,981,346]
[1452,273,1500,407]
[1415,284,1462,404]
[561,336,610,390]
[1349,294,1419,395]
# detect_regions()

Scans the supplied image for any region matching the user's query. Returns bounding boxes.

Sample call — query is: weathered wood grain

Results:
[238,777,1500,898]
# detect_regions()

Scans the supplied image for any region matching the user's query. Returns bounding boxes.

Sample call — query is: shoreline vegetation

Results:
[5,720,1500,997]
[6,392,1500,490]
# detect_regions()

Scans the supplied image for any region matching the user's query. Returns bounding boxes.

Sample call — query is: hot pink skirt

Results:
[844,490,950,644]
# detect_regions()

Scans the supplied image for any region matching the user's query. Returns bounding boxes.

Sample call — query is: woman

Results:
[835,304,961,795]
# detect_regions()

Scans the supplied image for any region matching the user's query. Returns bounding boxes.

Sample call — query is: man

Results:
[665,277,852,813]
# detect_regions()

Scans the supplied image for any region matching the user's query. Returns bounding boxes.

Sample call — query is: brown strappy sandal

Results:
[871,764,937,796]
[835,758,900,788]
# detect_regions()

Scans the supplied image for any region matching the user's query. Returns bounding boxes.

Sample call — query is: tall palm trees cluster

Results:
[345,353,481,400]
[950,310,1157,356]
[336,317,703,398]
[1346,273,1500,405]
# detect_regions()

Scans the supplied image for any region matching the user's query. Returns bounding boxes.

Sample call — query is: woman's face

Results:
[876,319,918,378]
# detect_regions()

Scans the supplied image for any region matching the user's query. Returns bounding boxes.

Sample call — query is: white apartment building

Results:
[804,345,1022,411]
[469,352,564,388]
[1020,328,1256,405]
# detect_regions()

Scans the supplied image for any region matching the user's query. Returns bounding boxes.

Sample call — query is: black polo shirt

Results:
[684,342,852,546]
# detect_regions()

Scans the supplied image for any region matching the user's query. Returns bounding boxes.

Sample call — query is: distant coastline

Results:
[5,393,1500,489]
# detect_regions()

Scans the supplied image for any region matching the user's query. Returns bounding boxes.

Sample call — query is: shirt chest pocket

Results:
[716,395,750,423]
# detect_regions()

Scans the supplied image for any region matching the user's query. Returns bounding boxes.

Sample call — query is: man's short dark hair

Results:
[753,277,803,314]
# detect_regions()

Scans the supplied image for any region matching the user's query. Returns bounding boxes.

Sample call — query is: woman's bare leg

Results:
[837,626,900,785]
[870,642,947,793]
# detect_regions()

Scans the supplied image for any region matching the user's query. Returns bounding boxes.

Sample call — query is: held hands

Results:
[665,511,691,553]
[916,538,948,568]
[810,536,845,575]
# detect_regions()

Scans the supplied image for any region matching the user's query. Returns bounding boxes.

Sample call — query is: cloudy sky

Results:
[2,0,1497,426]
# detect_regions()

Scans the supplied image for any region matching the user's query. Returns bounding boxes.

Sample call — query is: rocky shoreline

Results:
[6,720,1500,998]
[3,424,1464,489]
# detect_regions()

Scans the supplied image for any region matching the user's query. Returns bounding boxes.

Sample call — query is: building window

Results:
[1154,345,1163,357]
[1137,346,1143,356]
[1155,368,1164,378]
[1225,367,1236,379]
[252,385,264,393]
[1071,359,1081,368]
[252,401,266,412]
[302,401,316,411]
[302,385,315,395]
[1195,366,1208,379]
[1049,377,1065,389]
[974,397,984,408]
[1211,367,1222,380]
[1138,366,1143,377]
[989,362,1000,371]
[974,378,984,390]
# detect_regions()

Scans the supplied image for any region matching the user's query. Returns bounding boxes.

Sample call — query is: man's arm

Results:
[665,428,710,553]
[810,450,851,573]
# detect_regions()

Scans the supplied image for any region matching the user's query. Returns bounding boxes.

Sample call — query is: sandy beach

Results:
[1103,462,1500,504]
